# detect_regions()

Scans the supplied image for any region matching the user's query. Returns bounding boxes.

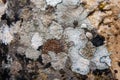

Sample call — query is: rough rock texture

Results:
[84,0,120,79]
[0,0,118,80]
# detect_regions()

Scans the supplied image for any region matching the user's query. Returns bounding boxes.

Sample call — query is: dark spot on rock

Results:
[93,69,111,75]
[1,13,20,26]
[15,53,33,65]
[1,68,10,80]
[0,43,9,65]
[44,62,51,69]
[80,75,88,80]
[46,5,55,13]
[91,34,105,47]
[14,13,20,23]
[37,55,44,65]
[1,13,13,26]
[37,46,43,51]
[29,72,38,79]
[80,1,87,7]
[114,70,118,73]
[59,69,65,74]
[15,53,26,61]
[114,34,118,37]
[118,62,120,67]
[73,20,78,27]
[18,70,29,80]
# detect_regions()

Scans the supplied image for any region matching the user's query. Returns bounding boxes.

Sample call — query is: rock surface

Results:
[0,0,118,80]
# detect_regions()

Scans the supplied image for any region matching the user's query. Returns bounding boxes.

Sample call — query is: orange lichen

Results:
[42,39,65,54]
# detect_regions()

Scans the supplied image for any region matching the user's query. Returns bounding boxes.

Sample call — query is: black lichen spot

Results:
[46,5,55,13]
[1,68,10,80]
[14,13,20,23]
[80,75,88,80]
[17,70,29,80]
[37,55,44,65]
[44,62,51,69]
[0,43,8,64]
[59,69,65,74]
[29,72,38,79]
[1,13,13,26]
[73,20,78,27]
[37,46,43,51]
[1,13,20,26]
[93,69,111,75]
[91,34,105,47]
[15,53,33,65]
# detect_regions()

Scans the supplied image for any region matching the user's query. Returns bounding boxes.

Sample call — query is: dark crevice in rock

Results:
[0,43,9,65]
[1,13,20,26]
[93,69,111,75]
[1,68,10,80]
[37,45,43,51]
[44,62,51,69]
[91,34,105,47]
[37,55,44,65]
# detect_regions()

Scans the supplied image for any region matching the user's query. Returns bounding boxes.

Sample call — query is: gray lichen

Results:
[0,0,112,78]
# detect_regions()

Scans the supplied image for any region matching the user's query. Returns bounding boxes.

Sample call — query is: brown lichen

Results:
[80,41,96,60]
[42,39,65,54]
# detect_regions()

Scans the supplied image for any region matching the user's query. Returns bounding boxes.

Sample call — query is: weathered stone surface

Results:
[0,0,117,79]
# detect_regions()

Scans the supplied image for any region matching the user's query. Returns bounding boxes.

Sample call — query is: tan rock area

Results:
[85,0,120,79]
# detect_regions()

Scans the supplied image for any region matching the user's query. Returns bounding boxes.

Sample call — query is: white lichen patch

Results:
[25,47,41,60]
[69,47,90,75]
[91,45,111,70]
[0,24,13,45]
[46,0,62,7]
[63,0,80,6]
[63,27,90,75]
[56,4,84,27]
[48,51,68,70]
[31,0,46,10]
[63,27,87,48]
[31,32,43,50]
[47,21,63,39]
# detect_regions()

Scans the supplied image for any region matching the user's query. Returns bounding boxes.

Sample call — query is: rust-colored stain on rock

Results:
[42,39,65,54]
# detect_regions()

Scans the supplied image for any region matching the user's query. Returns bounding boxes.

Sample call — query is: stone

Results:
[46,0,62,7]
[31,32,43,50]
[48,51,68,70]
[25,47,41,60]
